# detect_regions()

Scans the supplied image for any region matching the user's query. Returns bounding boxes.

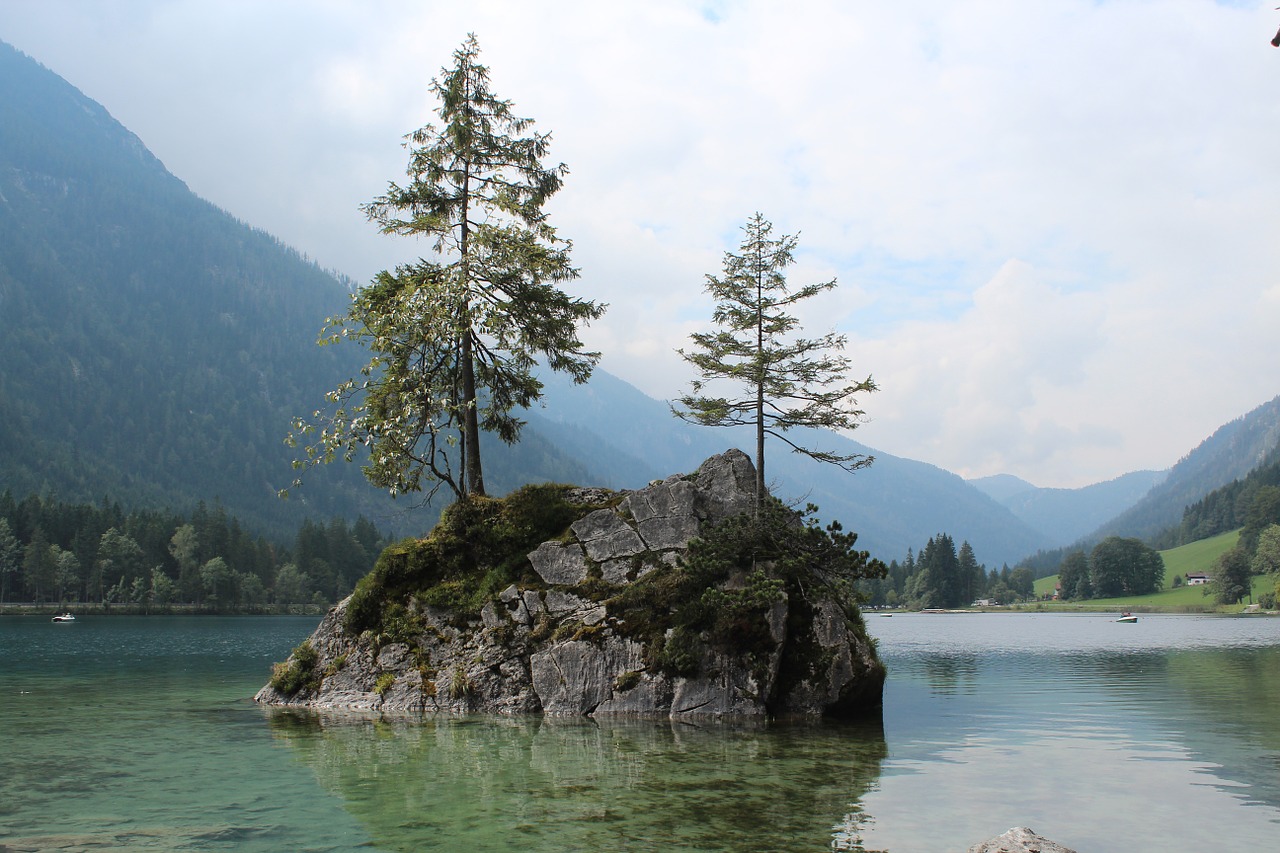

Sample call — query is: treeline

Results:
[1054,537,1164,601]
[1054,477,1280,605]
[0,491,392,611]
[859,533,1035,609]
[1154,459,1280,551]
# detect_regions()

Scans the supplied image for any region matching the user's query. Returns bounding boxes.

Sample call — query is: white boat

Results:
[51,613,76,622]
[1116,612,1137,623]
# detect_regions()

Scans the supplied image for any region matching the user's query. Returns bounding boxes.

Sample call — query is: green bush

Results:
[270,641,320,696]
[612,498,883,679]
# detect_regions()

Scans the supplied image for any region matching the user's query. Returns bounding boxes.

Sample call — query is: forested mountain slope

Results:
[0,42,593,541]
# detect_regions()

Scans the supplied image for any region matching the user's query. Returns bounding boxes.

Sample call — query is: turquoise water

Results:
[2,613,1278,851]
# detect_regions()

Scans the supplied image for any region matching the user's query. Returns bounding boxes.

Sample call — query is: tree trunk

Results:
[754,265,765,515]
[460,332,485,497]
[458,164,485,497]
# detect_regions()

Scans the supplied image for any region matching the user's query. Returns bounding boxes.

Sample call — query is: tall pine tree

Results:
[290,35,604,501]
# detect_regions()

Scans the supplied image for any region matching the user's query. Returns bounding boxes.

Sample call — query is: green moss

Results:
[528,613,555,643]
[342,483,600,636]
[652,627,700,677]
[614,670,642,692]
[446,666,474,700]
[323,652,348,678]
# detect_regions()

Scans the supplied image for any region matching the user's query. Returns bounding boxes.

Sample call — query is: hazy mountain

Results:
[1087,394,1280,544]
[970,469,1167,546]
[968,474,1039,504]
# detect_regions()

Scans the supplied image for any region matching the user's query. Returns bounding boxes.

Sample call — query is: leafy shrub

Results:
[374,672,396,697]
[614,670,642,692]
[270,641,320,696]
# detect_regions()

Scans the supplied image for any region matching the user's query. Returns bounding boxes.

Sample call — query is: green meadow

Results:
[1030,529,1276,612]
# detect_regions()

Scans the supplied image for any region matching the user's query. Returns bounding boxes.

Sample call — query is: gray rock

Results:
[480,602,504,629]
[600,558,632,584]
[528,541,589,585]
[499,586,533,626]
[376,643,411,671]
[694,449,758,522]
[544,589,591,617]
[522,589,545,620]
[570,509,646,562]
[968,827,1078,853]
[531,637,644,715]
[256,450,885,721]
[622,479,702,550]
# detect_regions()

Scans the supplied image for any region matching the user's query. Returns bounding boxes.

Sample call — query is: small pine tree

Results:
[673,213,876,511]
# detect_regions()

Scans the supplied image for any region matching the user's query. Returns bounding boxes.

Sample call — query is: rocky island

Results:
[256,450,885,718]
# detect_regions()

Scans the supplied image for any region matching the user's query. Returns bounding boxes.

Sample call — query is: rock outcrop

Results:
[968,827,1079,853]
[255,450,885,719]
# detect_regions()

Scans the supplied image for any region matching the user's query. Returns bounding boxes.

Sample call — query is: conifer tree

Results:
[674,213,876,511]
[290,34,604,501]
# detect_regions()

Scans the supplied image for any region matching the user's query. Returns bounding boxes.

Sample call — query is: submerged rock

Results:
[255,449,885,719]
[968,827,1079,853]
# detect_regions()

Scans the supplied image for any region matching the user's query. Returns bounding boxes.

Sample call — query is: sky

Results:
[3,0,1279,489]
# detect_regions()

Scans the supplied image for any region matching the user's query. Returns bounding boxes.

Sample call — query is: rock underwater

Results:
[255,450,886,719]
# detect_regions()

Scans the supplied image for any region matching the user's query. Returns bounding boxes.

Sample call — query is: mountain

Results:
[0,41,592,541]
[0,41,1061,566]
[1087,394,1280,544]
[9,40,1265,571]
[970,469,1167,546]
[968,474,1038,504]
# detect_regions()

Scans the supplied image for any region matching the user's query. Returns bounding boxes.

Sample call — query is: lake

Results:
[1,613,1276,851]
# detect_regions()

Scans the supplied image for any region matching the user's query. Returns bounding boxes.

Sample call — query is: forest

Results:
[858,533,1034,610]
[0,491,391,611]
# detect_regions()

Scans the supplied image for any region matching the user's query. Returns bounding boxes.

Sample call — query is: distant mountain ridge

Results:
[528,369,1055,566]
[969,469,1167,546]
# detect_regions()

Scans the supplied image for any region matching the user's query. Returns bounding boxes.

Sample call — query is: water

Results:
[1,613,1277,851]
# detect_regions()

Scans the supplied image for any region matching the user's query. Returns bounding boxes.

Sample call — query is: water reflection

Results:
[252,615,1280,851]
[920,652,980,693]
[862,614,1280,850]
[266,711,889,852]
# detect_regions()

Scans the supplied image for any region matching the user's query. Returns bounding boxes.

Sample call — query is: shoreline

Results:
[0,603,327,617]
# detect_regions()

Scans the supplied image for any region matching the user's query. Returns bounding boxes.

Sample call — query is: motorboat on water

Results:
[1116,612,1138,623]
[51,613,76,622]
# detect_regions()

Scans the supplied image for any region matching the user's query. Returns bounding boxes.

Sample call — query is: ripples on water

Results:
[1,613,1278,851]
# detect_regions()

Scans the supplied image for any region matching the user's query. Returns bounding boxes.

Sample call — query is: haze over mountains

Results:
[3,41,1278,568]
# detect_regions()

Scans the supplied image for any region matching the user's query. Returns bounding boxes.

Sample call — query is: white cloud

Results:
[3,0,1279,488]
